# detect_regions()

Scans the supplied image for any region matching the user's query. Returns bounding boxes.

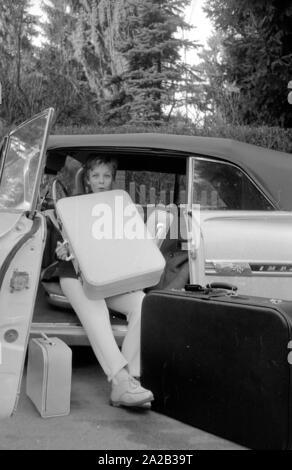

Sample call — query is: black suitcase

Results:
[140,287,292,450]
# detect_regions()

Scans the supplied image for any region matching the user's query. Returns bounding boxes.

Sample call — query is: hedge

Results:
[1,119,291,153]
[52,122,292,154]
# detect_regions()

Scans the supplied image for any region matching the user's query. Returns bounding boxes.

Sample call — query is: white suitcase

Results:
[26,336,72,418]
[56,190,165,299]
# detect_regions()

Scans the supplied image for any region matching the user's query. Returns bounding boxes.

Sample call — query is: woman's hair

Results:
[83,154,118,180]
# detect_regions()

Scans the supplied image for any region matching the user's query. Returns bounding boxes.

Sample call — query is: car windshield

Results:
[0,113,50,211]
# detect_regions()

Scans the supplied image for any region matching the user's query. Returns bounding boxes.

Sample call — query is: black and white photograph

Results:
[0,0,291,453]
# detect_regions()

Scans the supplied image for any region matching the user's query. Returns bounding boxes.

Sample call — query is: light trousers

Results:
[60,277,145,381]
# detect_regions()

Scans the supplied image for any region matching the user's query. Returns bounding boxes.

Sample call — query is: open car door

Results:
[0,108,54,419]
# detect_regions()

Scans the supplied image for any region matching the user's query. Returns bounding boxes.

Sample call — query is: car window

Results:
[40,156,80,201]
[0,110,53,211]
[192,158,274,210]
[40,164,187,213]
[116,170,187,206]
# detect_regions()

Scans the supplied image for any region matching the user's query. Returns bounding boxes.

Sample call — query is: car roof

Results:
[47,133,292,210]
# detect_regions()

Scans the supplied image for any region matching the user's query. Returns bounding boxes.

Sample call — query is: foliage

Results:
[0,0,38,123]
[48,122,292,154]
[68,0,200,125]
[0,0,291,131]
[1,115,291,157]
[0,0,197,127]
[200,0,292,127]
[70,0,128,106]
[196,32,243,125]
[110,0,200,124]
[35,0,99,125]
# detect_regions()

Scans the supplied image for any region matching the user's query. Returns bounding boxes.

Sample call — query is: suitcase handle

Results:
[185,284,205,292]
[40,332,56,346]
[185,282,238,295]
[206,282,238,292]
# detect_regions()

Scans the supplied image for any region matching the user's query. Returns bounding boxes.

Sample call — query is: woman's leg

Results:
[61,279,152,407]
[60,277,127,381]
[106,290,145,378]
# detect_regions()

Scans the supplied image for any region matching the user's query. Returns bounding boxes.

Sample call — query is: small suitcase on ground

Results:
[26,335,72,418]
[56,190,165,299]
[141,287,292,450]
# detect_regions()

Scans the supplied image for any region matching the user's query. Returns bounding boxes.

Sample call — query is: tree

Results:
[69,0,199,125]
[69,0,129,121]
[0,0,38,123]
[112,0,200,124]
[196,32,243,126]
[35,0,98,125]
[201,0,292,127]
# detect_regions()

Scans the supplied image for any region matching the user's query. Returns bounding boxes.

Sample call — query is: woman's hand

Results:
[55,241,70,261]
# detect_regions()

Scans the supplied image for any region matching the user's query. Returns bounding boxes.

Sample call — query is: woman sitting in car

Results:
[55,154,154,409]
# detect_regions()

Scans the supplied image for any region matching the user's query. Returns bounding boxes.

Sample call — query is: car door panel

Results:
[0,108,54,419]
[0,215,46,418]
[190,156,292,299]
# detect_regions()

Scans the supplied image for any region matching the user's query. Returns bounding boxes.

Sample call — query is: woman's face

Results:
[87,163,114,193]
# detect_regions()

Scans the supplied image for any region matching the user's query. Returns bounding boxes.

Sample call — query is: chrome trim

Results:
[205,271,292,278]
[31,322,82,329]
[205,260,292,277]
[48,293,71,307]
[186,157,195,283]
[31,322,127,335]
[30,108,55,215]
[207,259,292,264]
[30,322,128,346]
[186,156,193,212]
[0,136,9,185]
[251,272,292,278]
[7,108,54,137]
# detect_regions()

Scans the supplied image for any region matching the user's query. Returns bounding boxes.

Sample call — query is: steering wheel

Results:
[52,178,69,214]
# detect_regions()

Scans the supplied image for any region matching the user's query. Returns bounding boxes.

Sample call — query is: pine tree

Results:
[114,0,199,124]
[68,0,199,124]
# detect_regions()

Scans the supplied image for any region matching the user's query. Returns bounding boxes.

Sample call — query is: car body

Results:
[0,108,292,419]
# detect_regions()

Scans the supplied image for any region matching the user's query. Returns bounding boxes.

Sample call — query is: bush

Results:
[52,122,292,154]
[1,120,291,154]
[197,124,292,153]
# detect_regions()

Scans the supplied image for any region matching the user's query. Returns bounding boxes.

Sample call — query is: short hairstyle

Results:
[83,154,118,180]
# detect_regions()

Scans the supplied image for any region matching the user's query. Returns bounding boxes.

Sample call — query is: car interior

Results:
[31,147,189,343]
